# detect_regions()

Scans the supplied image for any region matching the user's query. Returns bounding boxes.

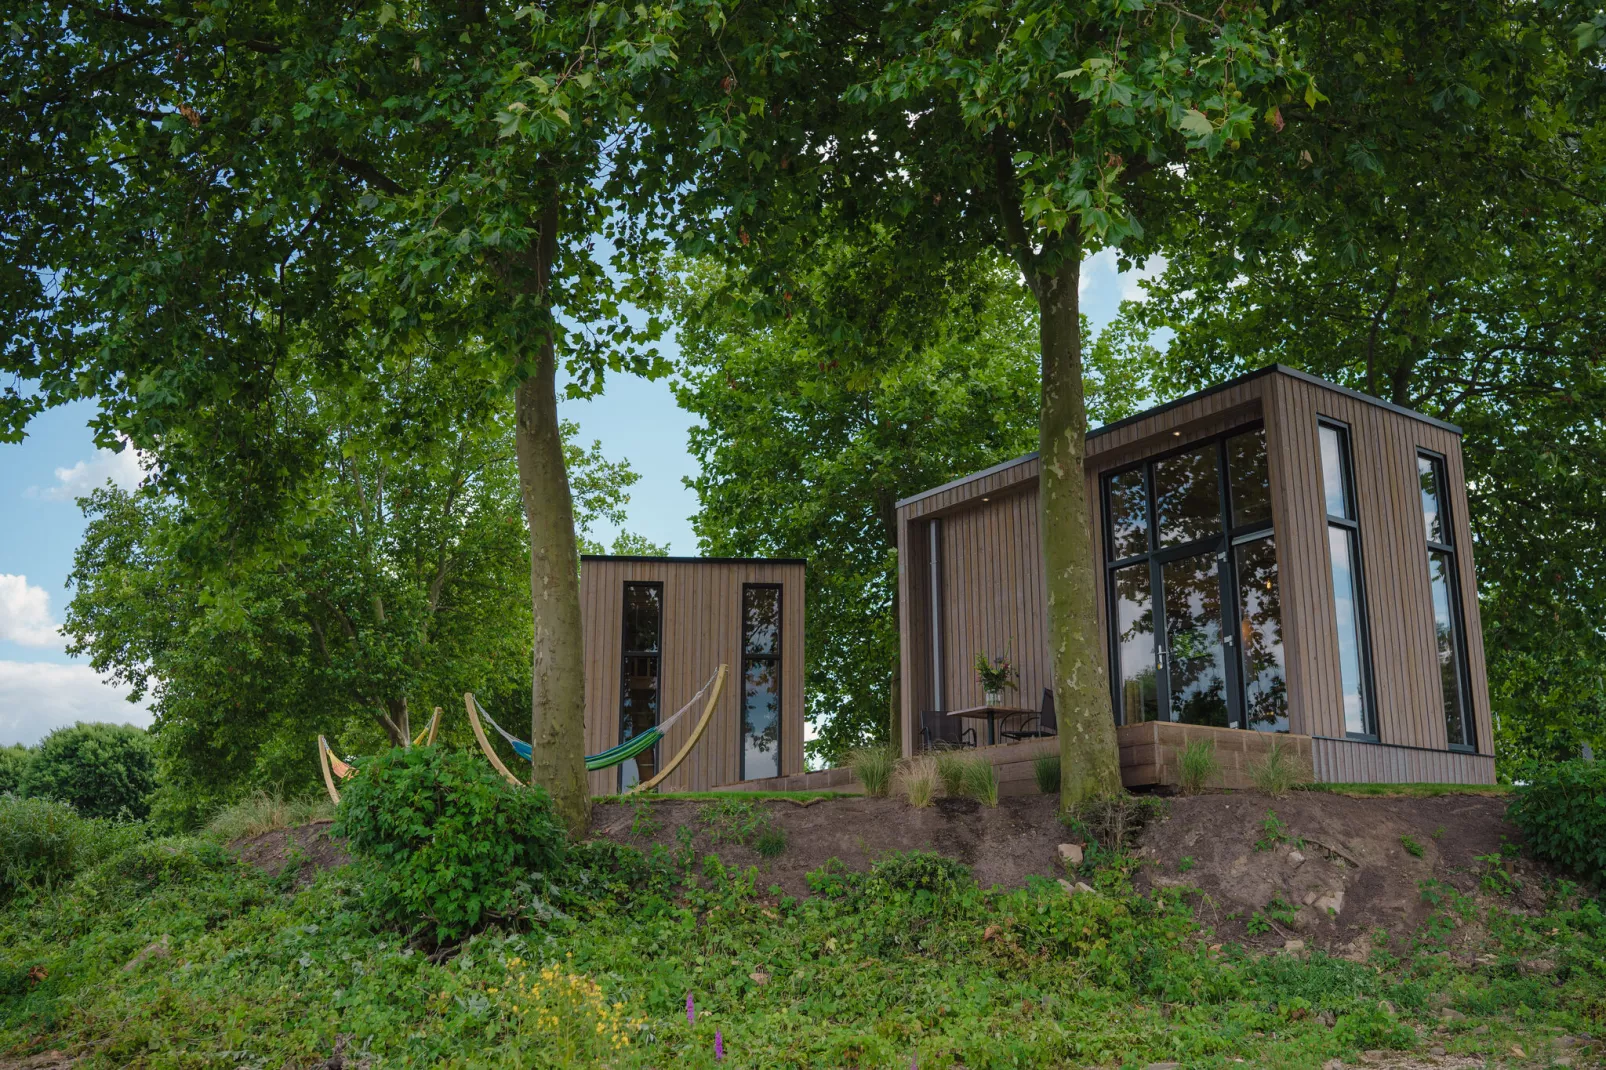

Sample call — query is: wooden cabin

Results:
[580,556,806,794]
[896,365,1496,790]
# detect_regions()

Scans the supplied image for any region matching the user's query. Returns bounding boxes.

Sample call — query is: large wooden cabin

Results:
[896,365,1496,790]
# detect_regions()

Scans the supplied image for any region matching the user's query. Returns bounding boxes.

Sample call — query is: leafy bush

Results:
[896,756,938,807]
[1033,752,1061,795]
[1249,736,1309,796]
[332,746,568,943]
[1069,792,1168,854]
[205,791,334,842]
[1178,739,1220,794]
[25,722,156,820]
[869,851,974,897]
[935,750,969,796]
[78,836,235,901]
[0,744,33,796]
[849,745,898,797]
[0,795,146,899]
[1507,759,1606,886]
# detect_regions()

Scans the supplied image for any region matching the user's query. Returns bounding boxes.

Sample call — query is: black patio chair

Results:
[1000,689,1058,741]
[920,709,977,750]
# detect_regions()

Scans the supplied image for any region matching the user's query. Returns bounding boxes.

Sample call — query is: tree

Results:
[659,0,1313,803]
[1098,0,1606,773]
[3,0,687,832]
[24,723,156,820]
[0,746,33,797]
[64,355,655,828]
[672,239,1159,763]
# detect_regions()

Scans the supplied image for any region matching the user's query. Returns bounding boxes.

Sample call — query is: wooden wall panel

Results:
[1311,737,1495,785]
[897,366,1493,781]
[579,558,805,794]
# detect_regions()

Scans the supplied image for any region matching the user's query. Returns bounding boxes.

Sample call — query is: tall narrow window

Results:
[1319,422,1375,739]
[741,585,782,780]
[618,583,662,791]
[1419,453,1473,750]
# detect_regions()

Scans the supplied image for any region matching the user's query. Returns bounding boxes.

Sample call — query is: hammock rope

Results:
[471,667,720,772]
[465,665,728,789]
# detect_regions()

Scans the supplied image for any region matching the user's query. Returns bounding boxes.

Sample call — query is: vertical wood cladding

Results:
[579,558,806,794]
[895,366,1493,783]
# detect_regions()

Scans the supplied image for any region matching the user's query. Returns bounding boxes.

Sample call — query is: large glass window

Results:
[1319,421,1375,739]
[1419,453,1473,750]
[618,583,663,790]
[1103,426,1285,731]
[741,585,782,780]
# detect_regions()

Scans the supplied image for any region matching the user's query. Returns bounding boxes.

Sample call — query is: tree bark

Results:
[511,196,590,836]
[875,485,902,748]
[1035,244,1124,809]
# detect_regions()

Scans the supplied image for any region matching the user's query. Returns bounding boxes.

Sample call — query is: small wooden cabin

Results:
[579,556,806,794]
[896,365,1496,788]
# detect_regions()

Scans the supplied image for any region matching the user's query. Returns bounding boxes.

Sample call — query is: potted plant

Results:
[974,649,1018,707]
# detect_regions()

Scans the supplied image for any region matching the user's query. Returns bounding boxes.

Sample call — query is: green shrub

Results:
[332,746,568,944]
[960,755,999,807]
[935,750,969,796]
[1507,759,1606,886]
[0,744,33,796]
[849,745,898,797]
[869,851,974,897]
[0,795,146,899]
[25,722,156,820]
[205,790,334,842]
[1249,736,1309,796]
[1178,738,1220,794]
[1033,752,1061,795]
[78,836,235,901]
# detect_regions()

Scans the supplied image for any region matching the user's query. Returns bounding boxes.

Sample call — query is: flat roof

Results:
[896,365,1461,510]
[580,555,807,565]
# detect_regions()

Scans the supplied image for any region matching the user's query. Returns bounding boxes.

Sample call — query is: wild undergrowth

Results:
[1,816,1602,1069]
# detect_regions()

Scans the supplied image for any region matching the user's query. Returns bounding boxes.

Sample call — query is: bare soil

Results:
[230,818,351,884]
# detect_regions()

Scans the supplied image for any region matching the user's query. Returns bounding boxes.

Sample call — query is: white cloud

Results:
[1119,254,1168,303]
[0,660,152,746]
[1078,248,1169,303]
[0,574,62,648]
[30,443,145,502]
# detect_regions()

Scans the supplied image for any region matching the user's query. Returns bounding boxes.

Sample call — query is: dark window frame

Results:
[1101,422,1278,730]
[740,583,784,781]
[1319,418,1380,742]
[617,581,664,791]
[1417,449,1476,753]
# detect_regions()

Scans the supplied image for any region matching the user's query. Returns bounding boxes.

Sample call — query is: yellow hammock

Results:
[318,706,441,805]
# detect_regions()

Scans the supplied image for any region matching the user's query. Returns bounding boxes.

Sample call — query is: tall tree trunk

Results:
[1036,246,1123,808]
[511,197,590,835]
[876,486,902,748]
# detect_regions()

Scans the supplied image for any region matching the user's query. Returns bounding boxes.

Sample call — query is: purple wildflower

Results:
[686,992,695,1024]
[715,1029,724,1061]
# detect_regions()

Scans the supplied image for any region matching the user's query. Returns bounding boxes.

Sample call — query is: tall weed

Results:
[205,791,334,843]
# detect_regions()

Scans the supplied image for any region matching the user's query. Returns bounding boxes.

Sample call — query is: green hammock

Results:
[470,694,685,771]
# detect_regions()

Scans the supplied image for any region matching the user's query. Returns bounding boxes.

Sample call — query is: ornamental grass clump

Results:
[1177,739,1221,795]
[896,756,939,808]
[1248,736,1309,797]
[849,745,898,798]
[205,790,333,842]
[935,751,969,797]
[961,756,999,807]
[1033,752,1061,795]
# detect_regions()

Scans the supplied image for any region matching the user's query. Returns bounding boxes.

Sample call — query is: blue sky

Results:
[0,250,1155,746]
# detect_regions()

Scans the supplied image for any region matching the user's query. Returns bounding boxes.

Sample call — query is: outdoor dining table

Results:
[944,705,1038,747]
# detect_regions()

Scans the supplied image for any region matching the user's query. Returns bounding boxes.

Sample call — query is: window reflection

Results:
[1114,564,1158,723]
[1320,425,1352,520]
[1429,554,1467,748]
[1234,536,1287,731]
[1108,469,1149,560]
[1418,455,1445,546]
[741,586,782,780]
[1227,429,1272,531]
[1328,527,1370,737]
[619,583,663,790]
[1154,445,1221,547]
[1162,553,1229,728]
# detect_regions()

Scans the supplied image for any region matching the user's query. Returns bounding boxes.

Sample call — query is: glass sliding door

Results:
[618,582,663,791]
[741,585,782,780]
[1103,425,1285,731]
